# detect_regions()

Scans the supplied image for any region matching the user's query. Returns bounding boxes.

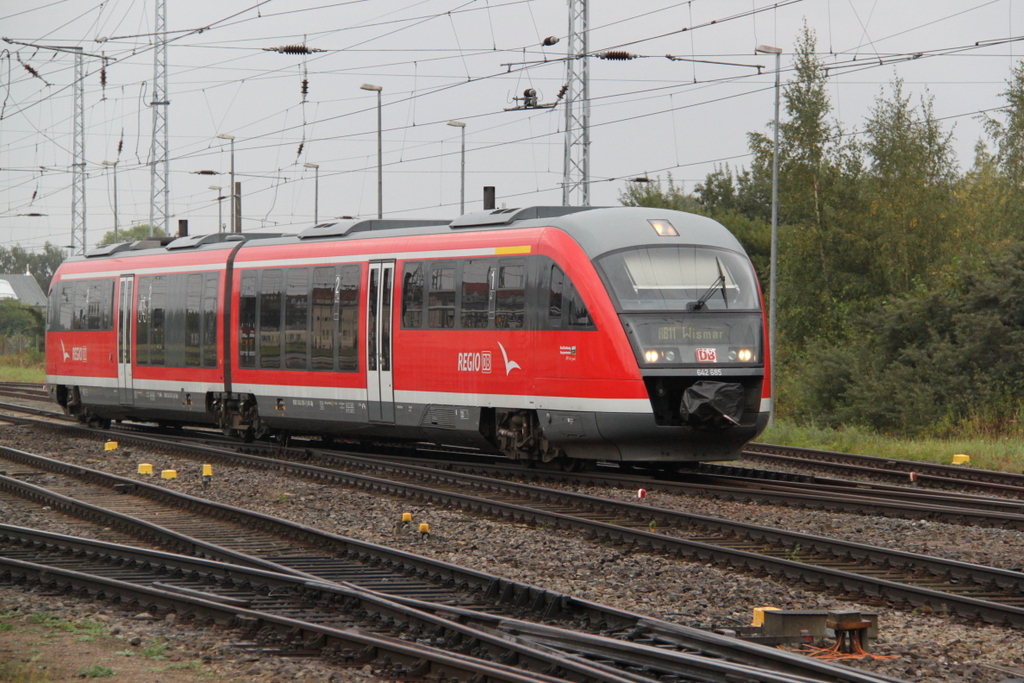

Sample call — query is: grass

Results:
[0,662,51,683]
[760,422,1024,473]
[0,352,44,383]
[77,665,114,678]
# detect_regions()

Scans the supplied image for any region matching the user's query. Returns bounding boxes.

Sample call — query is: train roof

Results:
[75,206,746,263]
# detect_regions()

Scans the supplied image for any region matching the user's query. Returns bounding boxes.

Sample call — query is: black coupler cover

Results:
[680,380,745,429]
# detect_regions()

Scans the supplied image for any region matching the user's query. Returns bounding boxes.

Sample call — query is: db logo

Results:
[695,348,717,363]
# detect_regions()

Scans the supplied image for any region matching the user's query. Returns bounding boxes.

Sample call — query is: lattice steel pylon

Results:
[561,0,590,207]
[70,48,86,254]
[148,0,170,237]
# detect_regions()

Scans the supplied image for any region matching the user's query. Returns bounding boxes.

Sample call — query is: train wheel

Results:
[559,457,582,472]
[89,417,112,430]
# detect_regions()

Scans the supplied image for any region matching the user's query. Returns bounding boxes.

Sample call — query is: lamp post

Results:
[360,83,383,219]
[447,120,467,214]
[756,43,782,427]
[303,162,320,224]
[101,160,118,241]
[209,185,224,232]
[216,133,237,232]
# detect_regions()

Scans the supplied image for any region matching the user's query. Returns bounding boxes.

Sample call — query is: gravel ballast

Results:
[3,422,1024,683]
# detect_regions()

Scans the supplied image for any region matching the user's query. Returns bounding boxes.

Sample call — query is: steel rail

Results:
[0,554,590,683]
[0,524,643,683]
[0,445,902,683]
[746,442,1024,491]
[0,523,854,683]
[6,443,1024,630]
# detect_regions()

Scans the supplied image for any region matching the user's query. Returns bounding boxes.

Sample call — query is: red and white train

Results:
[45,206,770,467]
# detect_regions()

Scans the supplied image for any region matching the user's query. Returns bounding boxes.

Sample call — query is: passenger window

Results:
[401,262,423,328]
[428,265,456,329]
[259,269,282,369]
[72,282,88,330]
[548,265,565,324]
[337,264,360,372]
[495,261,525,329]
[284,268,309,370]
[185,274,203,367]
[136,278,151,365]
[201,273,219,368]
[311,267,335,370]
[149,276,167,365]
[461,260,490,329]
[238,273,257,368]
[567,283,592,327]
[58,283,74,330]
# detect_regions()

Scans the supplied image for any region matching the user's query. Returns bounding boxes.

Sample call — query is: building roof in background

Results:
[0,274,47,309]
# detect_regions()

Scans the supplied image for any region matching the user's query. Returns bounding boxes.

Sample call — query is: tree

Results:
[984,61,1024,189]
[618,174,700,212]
[0,243,67,294]
[96,224,166,246]
[861,79,958,294]
[800,242,1024,436]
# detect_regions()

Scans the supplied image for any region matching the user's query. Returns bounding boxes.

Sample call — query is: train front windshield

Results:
[598,246,764,368]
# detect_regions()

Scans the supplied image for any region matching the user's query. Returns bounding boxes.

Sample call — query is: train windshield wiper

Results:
[687,258,728,311]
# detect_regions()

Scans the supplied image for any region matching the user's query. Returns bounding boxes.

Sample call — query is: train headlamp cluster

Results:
[642,347,756,364]
[732,348,754,362]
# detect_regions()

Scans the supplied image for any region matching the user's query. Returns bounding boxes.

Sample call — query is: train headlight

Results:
[644,349,660,363]
[737,348,753,362]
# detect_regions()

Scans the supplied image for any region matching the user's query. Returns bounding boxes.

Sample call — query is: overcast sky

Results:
[1,0,1022,254]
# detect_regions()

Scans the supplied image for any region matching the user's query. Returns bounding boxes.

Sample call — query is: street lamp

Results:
[216,133,237,232]
[303,162,320,224]
[756,43,782,427]
[209,185,224,232]
[447,120,466,215]
[360,83,383,219]
[101,160,119,241]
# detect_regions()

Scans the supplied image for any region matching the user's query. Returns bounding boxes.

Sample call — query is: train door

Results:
[366,261,395,422]
[116,274,135,405]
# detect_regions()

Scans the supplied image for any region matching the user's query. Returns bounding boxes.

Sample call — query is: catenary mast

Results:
[562,0,590,207]
[148,0,170,237]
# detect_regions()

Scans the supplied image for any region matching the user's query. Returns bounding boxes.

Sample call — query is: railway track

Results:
[9,523,782,683]
[0,445,898,683]
[744,442,1024,497]
[6,429,1024,636]
[4,389,1024,506]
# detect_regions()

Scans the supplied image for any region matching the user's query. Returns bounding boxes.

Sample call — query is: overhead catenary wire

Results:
[2,0,1021,253]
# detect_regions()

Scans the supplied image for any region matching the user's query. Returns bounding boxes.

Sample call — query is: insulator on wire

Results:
[556,84,568,100]
[117,137,124,154]
[296,142,304,157]
[264,44,324,55]
[100,66,107,89]
[19,57,49,85]
[301,78,308,97]
[542,36,560,46]
[600,51,637,60]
